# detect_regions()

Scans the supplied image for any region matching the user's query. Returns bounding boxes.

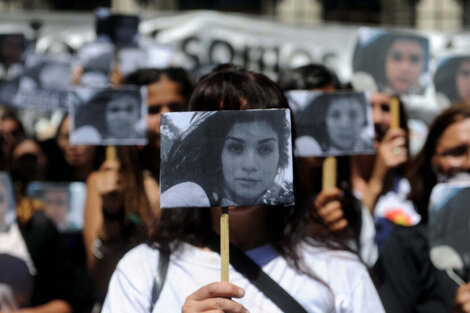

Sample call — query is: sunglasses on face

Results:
[148,102,185,115]
[389,51,422,64]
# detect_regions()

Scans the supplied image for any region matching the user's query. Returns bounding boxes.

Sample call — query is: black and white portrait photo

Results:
[0,33,27,71]
[286,90,375,157]
[160,109,294,209]
[429,182,470,279]
[77,42,114,87]
[14,54,73,110]
[434,54,470,106]
[0,172,16,232]
[352,27,430,95]
[95,9,140,48]
[68,86,147,145]
[26,182,86,232]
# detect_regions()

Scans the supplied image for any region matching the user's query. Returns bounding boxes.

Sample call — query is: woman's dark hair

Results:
[74,88,141,138]
[353,32,429,90]
[151,64,349,273]
[407,105,470,223]
[434,56,470,104]
[277,63,341,91]
[124,67,193,103]
[161,110,290,204]
[296,92,368,152]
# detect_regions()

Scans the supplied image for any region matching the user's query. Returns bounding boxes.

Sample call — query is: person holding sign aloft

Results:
[102,65,384,313]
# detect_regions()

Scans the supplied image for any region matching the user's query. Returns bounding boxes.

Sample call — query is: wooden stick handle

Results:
[106,146,117,162]
[390,97,400,129]
[220,207,229,282]
[322,156,337,190]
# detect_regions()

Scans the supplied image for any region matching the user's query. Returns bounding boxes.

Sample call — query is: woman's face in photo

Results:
[432,118,470,177]
[43,190,69,228]
[221,121,280,204]
[105,94,140,138]
[385,39,425,94]
[456,60,470,104]
[325,99,365,150]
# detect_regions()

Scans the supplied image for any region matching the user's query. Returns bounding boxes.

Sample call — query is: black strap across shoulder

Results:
[150,246,170,312]
[204,233,308,313]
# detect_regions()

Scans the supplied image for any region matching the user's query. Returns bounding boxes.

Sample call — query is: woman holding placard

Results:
[102,65,384,313]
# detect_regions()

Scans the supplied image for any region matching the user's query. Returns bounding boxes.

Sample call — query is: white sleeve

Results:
[358,205,378,266]
[347,271,385,313]
[101,245,157,313]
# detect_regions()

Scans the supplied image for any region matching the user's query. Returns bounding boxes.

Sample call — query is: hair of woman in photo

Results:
[406,105,470,223]
[434,56,470,105]
[160,109,291,206]
[295,92,369,152]
[153,63,350,266]
[277,63,341,91]
[352,32,429,94]
[44,114,104,182]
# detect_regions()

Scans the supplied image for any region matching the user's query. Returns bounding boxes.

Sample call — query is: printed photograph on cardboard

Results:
[14,54,73,110]
[429,182,470,279]
[27,182,86,232]
[352,27,430,95]
[68,86,147,146]
[77,42,113,87]
[0,33,27,70]
[0,172,16,232]
[160,109,294,209]
[95,8,139,48]
[286,90,375,157]
[434,53,470,106]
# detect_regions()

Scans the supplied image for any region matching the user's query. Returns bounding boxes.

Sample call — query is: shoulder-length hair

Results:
[353,31,429,91]
[407,105,470,222]
[296,92,368,152]
[151,64,349,271]
[161,110,290,204]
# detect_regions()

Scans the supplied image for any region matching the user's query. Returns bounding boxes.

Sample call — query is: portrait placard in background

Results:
[0,172,16,232]
[0,33,27,70]
[95,8,140,48]
[68,86,147,146]
[14,54,73,110]
[26,182,86,232]
[429,182,470,281]
[434,54,470,106]
[286,90,375,157]
[352,27,430,95]
[160,109,294,208]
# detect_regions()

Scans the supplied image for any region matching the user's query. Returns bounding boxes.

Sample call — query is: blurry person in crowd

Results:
[160,110,293,208]
[44,115,104,182]
[0,172,83,313]
[277,63,341,91]
[83,146,160,301]
[71,88,144,142]
[373,105,470,313]
[102,64,384,313]
[434,55,470,106]
[353,31,429,95]
[10,137,47,200]
[123,68,192,179]
[0,109,25,165]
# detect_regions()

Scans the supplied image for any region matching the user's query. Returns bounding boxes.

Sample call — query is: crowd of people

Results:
[1,22,470,313]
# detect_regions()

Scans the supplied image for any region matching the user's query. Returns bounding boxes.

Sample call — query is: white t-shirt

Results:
[102,242,385,313]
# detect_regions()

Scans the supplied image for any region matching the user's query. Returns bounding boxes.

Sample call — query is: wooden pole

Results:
[106,145,117,162]
[390,97,400,129]
[322,156,337,190]
[220,207,229,282]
